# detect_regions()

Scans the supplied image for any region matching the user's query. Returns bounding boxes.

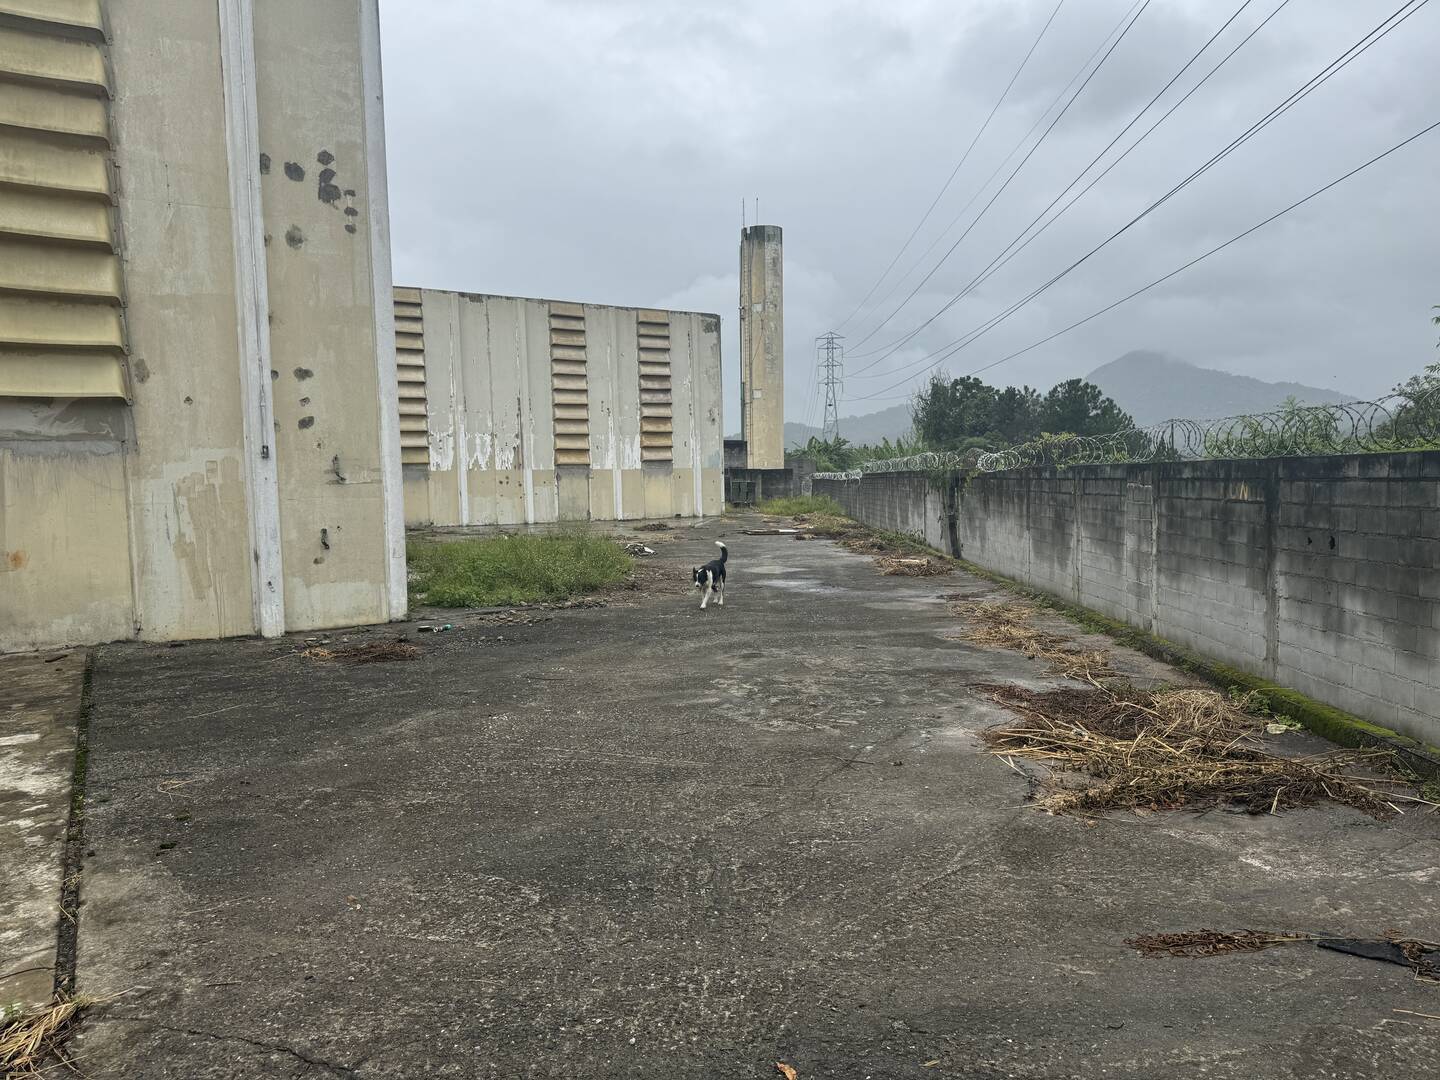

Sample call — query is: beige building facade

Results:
[396,289,724,526]
[0,0,405,651]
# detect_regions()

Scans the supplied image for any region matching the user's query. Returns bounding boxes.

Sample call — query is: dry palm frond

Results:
[1126,930,1315,958]
[0,994,98,1077]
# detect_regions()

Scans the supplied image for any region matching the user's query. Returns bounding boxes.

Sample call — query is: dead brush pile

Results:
[962,602,1111,679]
[978,681,1402,819]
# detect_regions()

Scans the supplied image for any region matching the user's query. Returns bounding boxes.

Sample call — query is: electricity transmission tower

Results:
[816,331,844,442]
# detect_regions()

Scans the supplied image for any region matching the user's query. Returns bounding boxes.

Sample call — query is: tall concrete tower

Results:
[739,224,784,469]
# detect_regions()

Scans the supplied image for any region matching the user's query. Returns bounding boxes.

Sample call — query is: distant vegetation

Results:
[788,373,1130,470]
[408,533,632,607]
[791,333,1440,471]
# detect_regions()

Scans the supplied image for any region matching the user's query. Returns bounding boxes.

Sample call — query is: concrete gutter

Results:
[0,651,85,1016]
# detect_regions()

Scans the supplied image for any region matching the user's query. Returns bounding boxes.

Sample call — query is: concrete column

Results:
[217,0,285,638]
[739,224,784,469]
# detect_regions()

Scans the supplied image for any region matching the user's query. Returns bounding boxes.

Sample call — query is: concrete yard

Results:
[63,518,1440,1078]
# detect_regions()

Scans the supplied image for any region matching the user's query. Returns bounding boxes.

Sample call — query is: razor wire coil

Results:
[809,388,1440,480]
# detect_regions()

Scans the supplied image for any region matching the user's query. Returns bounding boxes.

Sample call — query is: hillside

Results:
[784,402,914,448]
[1087,351,1355,427]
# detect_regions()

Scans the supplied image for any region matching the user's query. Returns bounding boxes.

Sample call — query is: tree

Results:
[1383,360,1440,448]
[910,375,997,449]
[1039,378,1133,436]
[991,385,1042,444]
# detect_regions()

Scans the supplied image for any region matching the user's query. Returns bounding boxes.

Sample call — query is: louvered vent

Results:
[393,287,428,466]
[550,302,589,466]
[637,310,672,462]
[0,1,129,399]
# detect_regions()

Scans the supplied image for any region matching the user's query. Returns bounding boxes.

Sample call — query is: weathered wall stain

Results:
[284,161,305,181]
[317,149,335,166]
[284,226,304,249]
[169,465,230,603]
[294,368,313,380]
[259,152,271,174]
[298,416,315,430]
[317,168,342,205]
[131,358,150,383]
[5,550,27,571]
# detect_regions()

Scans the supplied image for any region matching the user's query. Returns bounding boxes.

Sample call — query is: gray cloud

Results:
[381,0,1440,433]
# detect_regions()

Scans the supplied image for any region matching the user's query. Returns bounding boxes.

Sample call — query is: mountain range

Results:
[781,352,1356,446]
[1085,351,1355,427]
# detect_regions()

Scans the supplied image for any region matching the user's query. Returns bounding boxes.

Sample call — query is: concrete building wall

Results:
[1,0,402,651]
[739,225,783,470]
[401,291,723,527]
[815,452,1440,747]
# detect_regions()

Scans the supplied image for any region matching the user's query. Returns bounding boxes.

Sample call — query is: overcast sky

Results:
[380,0,1439,431]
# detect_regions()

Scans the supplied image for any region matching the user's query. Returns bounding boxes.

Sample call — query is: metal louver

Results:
[637,310,672,462]
[550,302,589,466]
[393,287,428,466]
[0,1,129,399]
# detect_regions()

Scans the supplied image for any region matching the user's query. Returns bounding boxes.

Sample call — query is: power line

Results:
[816,332,845,440]
[846,0,1430,401]
[851,118,1440,405]
[843,0,1149,355]
[834,0,1067,335]
[845,0,1153,352]
[847,0,1276,380]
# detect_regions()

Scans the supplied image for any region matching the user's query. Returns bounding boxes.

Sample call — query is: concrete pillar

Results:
[739,224,784,469]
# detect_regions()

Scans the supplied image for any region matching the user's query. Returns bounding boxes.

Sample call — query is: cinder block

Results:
[1395,706,1439,744]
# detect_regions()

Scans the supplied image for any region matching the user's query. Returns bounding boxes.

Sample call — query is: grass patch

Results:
[408,533,632,608]
[758,495,843,516]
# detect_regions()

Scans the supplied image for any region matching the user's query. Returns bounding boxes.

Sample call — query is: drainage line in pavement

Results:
[53,649,95,998]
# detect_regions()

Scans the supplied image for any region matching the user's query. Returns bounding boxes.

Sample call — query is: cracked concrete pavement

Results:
[67,516,1440,1078]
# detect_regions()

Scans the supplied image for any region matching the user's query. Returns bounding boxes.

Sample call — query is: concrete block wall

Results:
[816,452,1440,746]
[819,473,949,555]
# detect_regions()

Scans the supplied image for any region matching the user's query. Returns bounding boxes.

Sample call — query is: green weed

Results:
[407,533,633,608]
[758,495,844,516]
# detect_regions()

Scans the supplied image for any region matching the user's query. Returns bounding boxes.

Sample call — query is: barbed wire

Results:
[812,451,975,482]
[810,389,1440,480]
